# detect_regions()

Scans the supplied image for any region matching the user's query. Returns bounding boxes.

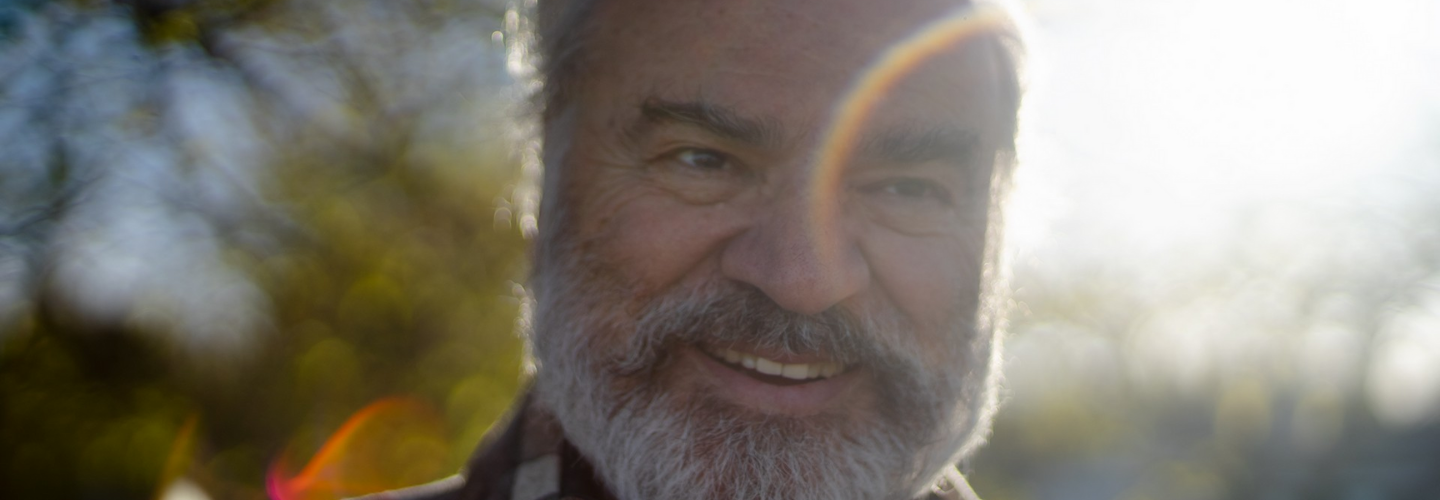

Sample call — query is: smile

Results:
[702,346,846,382]
[684,343,861,416]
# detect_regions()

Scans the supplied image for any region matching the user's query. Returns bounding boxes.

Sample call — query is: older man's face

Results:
[531,0,1011,498]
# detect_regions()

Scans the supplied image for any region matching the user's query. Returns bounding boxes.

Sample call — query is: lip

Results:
[681,344,861,416]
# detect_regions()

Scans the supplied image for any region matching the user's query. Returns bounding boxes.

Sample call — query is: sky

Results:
[1011,0,1439,262]
[1006,0,1440,427]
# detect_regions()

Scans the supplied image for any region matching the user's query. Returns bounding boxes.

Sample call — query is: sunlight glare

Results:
[1009,0,1438,256]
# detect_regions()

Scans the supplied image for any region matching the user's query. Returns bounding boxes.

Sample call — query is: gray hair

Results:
[520,0,1027,149]
[531,0,603,125]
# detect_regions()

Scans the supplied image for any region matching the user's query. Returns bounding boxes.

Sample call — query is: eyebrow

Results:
[634,98,978,166]
[858,126,980,165]
[636,98,782,147]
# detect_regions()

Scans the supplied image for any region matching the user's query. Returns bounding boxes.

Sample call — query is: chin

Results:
[529,294,990,500]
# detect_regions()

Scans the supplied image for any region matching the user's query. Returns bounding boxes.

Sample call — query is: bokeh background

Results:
[1,0,1437,499]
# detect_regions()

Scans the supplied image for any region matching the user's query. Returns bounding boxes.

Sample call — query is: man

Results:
[373,0,1024,498]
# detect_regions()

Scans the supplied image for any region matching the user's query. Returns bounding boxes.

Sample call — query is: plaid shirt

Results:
[358,394,981,500]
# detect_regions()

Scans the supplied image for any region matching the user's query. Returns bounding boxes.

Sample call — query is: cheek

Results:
[581,191,748,298]
[862,230,984,350]
[558,112,753,303]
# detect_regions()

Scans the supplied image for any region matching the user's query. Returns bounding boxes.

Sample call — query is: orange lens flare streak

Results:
[809,5,1008,229]
[153,414,199,500]
[267,397,442,500]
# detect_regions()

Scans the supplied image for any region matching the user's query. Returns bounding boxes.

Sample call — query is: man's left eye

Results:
[672,148,731,171]
[866,178,953,205]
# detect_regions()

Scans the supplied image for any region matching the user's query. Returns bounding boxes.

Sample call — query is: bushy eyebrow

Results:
[635,98,782,147]
[632,97,978,166]
[858,126,979,165]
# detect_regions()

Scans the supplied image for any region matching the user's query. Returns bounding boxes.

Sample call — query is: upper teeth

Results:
[715,347,844,380]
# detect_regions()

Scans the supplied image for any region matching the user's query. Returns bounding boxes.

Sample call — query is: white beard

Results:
[527,233,995,500]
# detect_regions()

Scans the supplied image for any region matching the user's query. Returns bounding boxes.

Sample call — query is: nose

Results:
[719,183,870,316]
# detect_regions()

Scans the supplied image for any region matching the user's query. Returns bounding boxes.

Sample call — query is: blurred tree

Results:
[1,0,529,497]
[968,120,1440,500]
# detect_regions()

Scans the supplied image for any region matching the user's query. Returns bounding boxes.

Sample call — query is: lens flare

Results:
[807,3,1010,253]
[154,415,200,498]
[266,397,449,500]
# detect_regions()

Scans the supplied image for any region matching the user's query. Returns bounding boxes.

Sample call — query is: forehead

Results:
[578,0,1005,139]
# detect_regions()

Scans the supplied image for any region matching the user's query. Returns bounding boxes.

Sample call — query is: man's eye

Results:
[645,147,749,204]
[859,177,963,234]
[869,178,952,205]
[671,148,731,171]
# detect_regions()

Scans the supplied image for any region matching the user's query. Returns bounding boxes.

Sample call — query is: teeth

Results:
[713,348,844,381]
[723,349,742,364]
[781,363,808,379]
[755,357,783,375]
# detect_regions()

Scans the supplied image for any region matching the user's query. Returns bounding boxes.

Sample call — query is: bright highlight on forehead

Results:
[809,3,1010,224]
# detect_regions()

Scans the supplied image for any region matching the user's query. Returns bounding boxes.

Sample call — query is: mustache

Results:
[607,284,925,387]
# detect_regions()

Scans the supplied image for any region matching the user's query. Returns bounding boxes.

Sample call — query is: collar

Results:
[457,394,614,500]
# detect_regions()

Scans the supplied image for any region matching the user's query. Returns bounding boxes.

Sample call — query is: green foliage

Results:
[1,320,191,498]
[0,1,529,496]
[0,142,529,498]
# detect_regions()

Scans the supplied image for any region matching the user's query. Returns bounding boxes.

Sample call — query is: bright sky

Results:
[1010,0,1439,261]
[1005,0,1440,426]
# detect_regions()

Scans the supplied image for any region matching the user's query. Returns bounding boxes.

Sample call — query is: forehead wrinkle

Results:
[633,97,787,148]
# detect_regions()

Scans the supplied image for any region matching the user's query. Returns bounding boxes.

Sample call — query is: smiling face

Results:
[528,0,1017,498]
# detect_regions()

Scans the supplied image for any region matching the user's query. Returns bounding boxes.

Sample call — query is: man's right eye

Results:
[644,146,749,204]
[669,148,731,171]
